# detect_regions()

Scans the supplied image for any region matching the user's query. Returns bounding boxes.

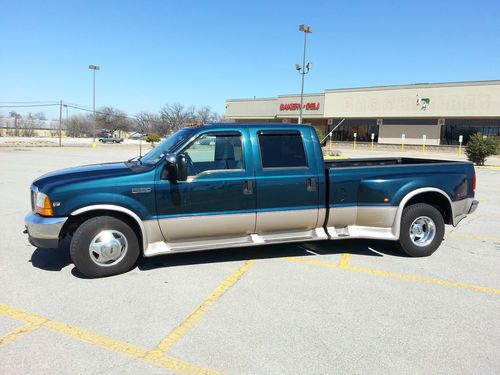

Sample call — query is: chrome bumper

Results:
[468,200,479,214]
[24,212,67,248]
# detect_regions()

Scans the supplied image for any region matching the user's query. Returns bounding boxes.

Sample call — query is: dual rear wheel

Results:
[396,203,445,257]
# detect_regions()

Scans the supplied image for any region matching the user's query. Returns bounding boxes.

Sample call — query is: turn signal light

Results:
[36,195,54,217]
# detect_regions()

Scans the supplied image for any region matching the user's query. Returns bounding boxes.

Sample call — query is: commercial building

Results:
[225,80,500,145]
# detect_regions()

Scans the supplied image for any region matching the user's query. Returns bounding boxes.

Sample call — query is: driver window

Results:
[184,133,244,176]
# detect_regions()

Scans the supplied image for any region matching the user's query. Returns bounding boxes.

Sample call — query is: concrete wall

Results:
[225,98,277,120]
[324,81,500,118]
[379,124,441,145]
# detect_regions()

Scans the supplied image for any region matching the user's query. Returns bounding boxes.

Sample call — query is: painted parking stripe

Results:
[448,233,500,242]
[0,304,219,375]
[284,257,500,295]
[150,259,256,355]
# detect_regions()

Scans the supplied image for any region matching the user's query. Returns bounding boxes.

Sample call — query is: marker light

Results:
[35,191,54,217]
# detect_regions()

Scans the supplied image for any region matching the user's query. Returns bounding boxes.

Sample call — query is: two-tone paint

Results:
[25,123,478,257]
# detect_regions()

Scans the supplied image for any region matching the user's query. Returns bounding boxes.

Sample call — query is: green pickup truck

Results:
[25,123,478,278]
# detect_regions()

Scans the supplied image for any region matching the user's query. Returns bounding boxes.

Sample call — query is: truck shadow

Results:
[30,238,404,277]
[137,239,404,272]
[30,237,72,272]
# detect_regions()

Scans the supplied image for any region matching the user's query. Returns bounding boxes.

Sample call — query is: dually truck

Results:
[25,123,479,278]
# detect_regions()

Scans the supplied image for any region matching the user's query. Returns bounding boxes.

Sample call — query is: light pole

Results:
[296,24,313,124]
[88,64,100,146]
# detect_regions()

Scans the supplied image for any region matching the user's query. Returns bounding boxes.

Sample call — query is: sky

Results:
[1,0,499,119]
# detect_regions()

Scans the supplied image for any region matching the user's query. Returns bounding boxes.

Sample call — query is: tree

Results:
[146,133,161,147]
[32,112,47,121]
[96,107,132,135]
[65,115,93,137]
[465,133,499,166]
[160,103,191,133]
[9,111,21,136]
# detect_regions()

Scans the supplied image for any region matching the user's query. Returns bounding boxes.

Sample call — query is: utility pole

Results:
[59,100,62,147]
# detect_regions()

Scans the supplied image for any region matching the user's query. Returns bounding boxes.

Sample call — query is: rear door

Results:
[251,127,323,236]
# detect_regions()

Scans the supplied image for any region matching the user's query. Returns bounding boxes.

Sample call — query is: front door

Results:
[155,129,256,243]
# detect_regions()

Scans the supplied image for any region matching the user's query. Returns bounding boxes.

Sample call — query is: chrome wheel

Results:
[89,230,128,266]
[409,216,436,247]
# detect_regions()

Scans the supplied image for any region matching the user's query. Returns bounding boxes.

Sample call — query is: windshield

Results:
[140,127,198,165]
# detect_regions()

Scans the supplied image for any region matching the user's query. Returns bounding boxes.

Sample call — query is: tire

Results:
[70,216,140,278]
[396,203,445,257]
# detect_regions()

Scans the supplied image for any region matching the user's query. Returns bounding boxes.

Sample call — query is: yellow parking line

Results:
[283,258,500,295]
[150,259,256,355]
[339,253,351,268]
[448,233,500,242]
[0,304,219,375]
[0,322,44,349]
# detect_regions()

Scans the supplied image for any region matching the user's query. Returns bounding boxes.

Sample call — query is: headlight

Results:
[33,188,54,217]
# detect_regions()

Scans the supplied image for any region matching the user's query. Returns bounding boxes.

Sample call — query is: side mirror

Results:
[161,153,188,182]
[176,154,188,181]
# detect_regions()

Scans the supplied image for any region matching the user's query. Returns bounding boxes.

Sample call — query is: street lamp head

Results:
[295,64,302,71]
[299,24,312,33]
[306,62,313,70]
[89,64,100,70]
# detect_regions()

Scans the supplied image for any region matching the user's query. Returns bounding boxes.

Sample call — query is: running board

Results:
[143,228,328,257]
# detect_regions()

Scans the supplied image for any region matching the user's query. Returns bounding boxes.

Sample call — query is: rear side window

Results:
[258,132,308,168]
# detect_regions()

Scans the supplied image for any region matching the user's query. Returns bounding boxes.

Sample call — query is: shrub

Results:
[146,133,161,148]
[465,133,499,166]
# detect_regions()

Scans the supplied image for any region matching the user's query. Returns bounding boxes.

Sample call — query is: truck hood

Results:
[33,162,138,192]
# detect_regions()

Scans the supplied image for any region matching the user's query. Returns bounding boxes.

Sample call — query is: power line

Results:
[0,104,59,108]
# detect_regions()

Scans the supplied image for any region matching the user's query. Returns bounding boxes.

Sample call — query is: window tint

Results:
[183,133,244,175]
[258,132,307,168]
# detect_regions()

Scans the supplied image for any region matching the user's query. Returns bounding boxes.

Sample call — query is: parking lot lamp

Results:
[88,64,100,146]
[297,24,313,124]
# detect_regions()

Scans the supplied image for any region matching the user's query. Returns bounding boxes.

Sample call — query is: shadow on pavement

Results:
[137,238,404,272]
[30,237,72,271]
[30,237,404,276]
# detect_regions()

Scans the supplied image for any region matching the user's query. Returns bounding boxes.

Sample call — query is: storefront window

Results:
[441,119,500,145]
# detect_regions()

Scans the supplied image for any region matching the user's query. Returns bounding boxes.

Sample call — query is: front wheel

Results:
[70,216,140,278]
[396,203,445,257]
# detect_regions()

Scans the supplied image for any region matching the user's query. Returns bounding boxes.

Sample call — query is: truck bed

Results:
[324,157,461,169]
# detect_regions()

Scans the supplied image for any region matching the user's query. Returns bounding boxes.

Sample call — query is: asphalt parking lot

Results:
[1,144,499,374]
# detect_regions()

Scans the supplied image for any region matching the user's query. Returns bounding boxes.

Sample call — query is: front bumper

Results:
[24,212,67,248]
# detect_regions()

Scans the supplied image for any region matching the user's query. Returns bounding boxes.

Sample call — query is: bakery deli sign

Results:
[279,102,321,111]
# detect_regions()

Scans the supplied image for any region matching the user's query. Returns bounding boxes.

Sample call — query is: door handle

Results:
[243,180,254,195]
[306,177,317,192]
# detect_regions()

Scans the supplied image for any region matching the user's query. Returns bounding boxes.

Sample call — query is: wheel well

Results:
[60,210,143,251]
[404,192,452,224]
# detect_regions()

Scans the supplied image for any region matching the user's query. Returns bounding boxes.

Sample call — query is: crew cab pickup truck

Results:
[25,123,479,278]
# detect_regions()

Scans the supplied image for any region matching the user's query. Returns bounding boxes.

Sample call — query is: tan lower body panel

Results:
[144,209,327,257]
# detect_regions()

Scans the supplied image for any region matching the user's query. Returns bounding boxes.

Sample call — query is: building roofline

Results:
[324,79,500,93]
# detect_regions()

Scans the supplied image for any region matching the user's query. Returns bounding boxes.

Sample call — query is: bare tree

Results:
[20,117,36,137]
[96,107,132,135]
[66,115,93,137]
[160,103,191,133]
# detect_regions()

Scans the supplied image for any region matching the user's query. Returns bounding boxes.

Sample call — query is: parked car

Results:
[98,135,123,143]
[25,123,478,278]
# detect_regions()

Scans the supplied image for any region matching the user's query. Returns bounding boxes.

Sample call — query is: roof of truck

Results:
[202,122,313,128]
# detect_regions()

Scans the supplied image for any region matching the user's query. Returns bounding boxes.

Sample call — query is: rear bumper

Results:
[468,199,479,214]
[24,212,67,248]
